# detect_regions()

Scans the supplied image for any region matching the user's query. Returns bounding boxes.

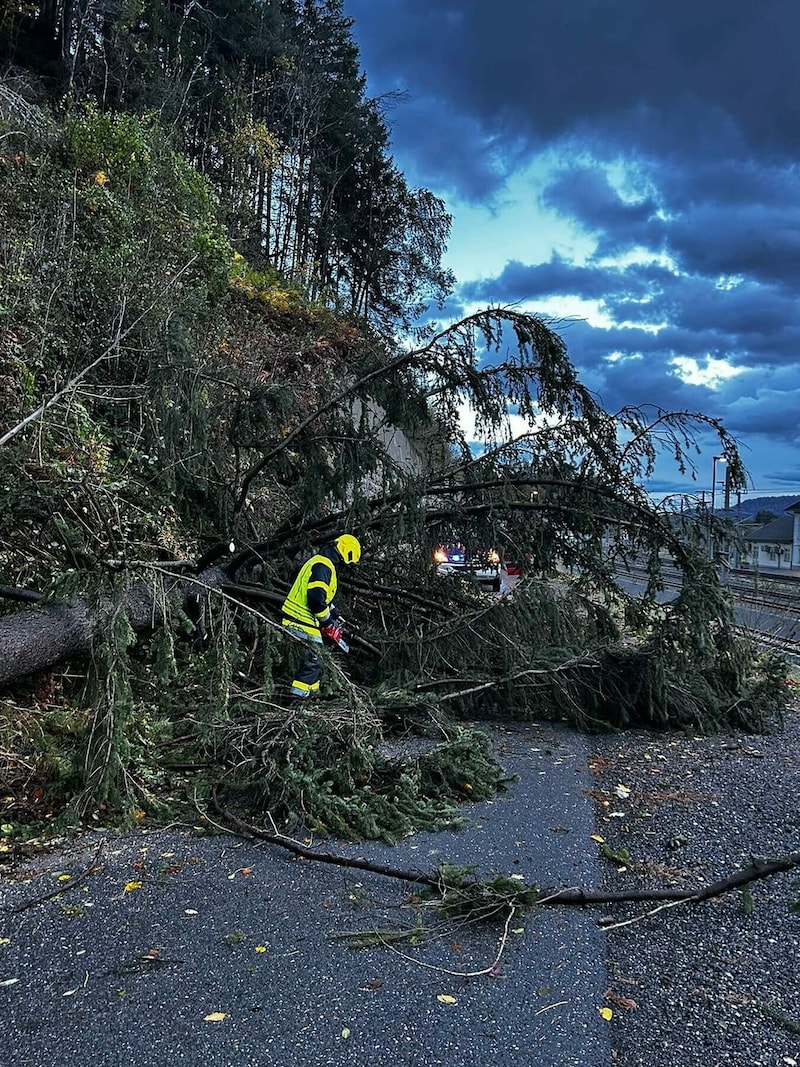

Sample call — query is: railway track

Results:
[736,627,800,664]
[617,562,800,664]
[622,562,800,612]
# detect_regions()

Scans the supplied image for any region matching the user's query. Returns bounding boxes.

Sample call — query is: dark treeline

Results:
[0,0,453,335]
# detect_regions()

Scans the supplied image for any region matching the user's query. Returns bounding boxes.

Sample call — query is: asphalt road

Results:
[1,722,610,1067]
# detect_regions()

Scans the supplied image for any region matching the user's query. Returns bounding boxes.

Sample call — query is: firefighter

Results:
[281,533,361,699]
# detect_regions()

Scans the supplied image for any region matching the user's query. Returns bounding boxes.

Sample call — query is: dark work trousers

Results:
[284,625,323,697]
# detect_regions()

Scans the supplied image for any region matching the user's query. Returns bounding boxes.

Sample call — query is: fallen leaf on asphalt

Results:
[341,1028,350,1039]
[57,874,71,882]
[614,784,631,799]
[254,945,267,953]
[228,867,254,880]
[590,834,605,843]
[604,988,638,1010]
[599,1007,613,1020]
[123,881,142,892]
[0,938,10,946]
[437,995,457,1004]
[204,1012,227,1022]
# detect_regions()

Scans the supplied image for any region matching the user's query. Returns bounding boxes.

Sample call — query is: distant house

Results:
[741,500,800,570]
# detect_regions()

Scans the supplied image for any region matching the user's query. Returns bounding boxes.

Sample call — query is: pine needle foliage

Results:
[209,700,508,842]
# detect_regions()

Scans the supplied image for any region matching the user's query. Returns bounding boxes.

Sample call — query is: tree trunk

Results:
[0,600,96,690]
[0,567,227,692]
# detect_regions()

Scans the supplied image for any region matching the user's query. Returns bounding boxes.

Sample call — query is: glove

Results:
[327,605,341,621]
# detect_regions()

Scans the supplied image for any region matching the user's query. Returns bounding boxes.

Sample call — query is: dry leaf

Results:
[599,1007,613,1021]
[604,987,638,1010]
[123,881,142,892]
[437,994,457,1004]
[204,1012,227,1022]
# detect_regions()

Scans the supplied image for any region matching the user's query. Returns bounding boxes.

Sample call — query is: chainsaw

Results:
[321,619,349,653]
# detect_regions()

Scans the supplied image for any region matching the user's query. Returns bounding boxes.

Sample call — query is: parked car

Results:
[433,544,502,592]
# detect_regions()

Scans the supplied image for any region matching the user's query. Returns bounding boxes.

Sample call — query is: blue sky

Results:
[342,0,800,504]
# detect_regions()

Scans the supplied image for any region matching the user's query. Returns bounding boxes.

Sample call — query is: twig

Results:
[7,839,106,913]
[598,897,689,931]
[374,904,517,978]
[534,1000,570,1016]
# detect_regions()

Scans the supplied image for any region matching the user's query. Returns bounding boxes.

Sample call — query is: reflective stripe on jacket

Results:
[281,554,337,637]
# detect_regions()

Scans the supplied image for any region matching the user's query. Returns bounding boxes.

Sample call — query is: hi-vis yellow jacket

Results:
[281,552,337,637]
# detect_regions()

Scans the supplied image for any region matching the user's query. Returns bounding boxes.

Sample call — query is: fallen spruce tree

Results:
[0,302,789,841]
[0,91,788,841]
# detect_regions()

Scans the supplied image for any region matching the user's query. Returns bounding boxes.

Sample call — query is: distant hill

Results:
[680,494,800,522]
[717,494,800,521]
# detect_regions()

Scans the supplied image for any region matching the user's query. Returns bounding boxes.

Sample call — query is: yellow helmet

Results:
[334,533,361,564]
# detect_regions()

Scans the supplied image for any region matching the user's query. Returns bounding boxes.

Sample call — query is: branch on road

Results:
[211,797,800,919]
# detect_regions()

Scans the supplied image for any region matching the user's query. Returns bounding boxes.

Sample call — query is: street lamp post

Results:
[710,455,728,562]
[711,455,727,514]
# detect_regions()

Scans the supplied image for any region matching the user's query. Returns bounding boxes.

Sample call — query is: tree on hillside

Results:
[0,0,451,337]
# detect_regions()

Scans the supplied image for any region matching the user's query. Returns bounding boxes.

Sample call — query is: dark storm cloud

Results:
[540,160,800,289]
[540,167,662,242]
[461,256,800,369]
[346,0,800,197]
[550,319,717,416]
[377,96,514,201]
[668,204,800,288]
[462,257,669,308]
